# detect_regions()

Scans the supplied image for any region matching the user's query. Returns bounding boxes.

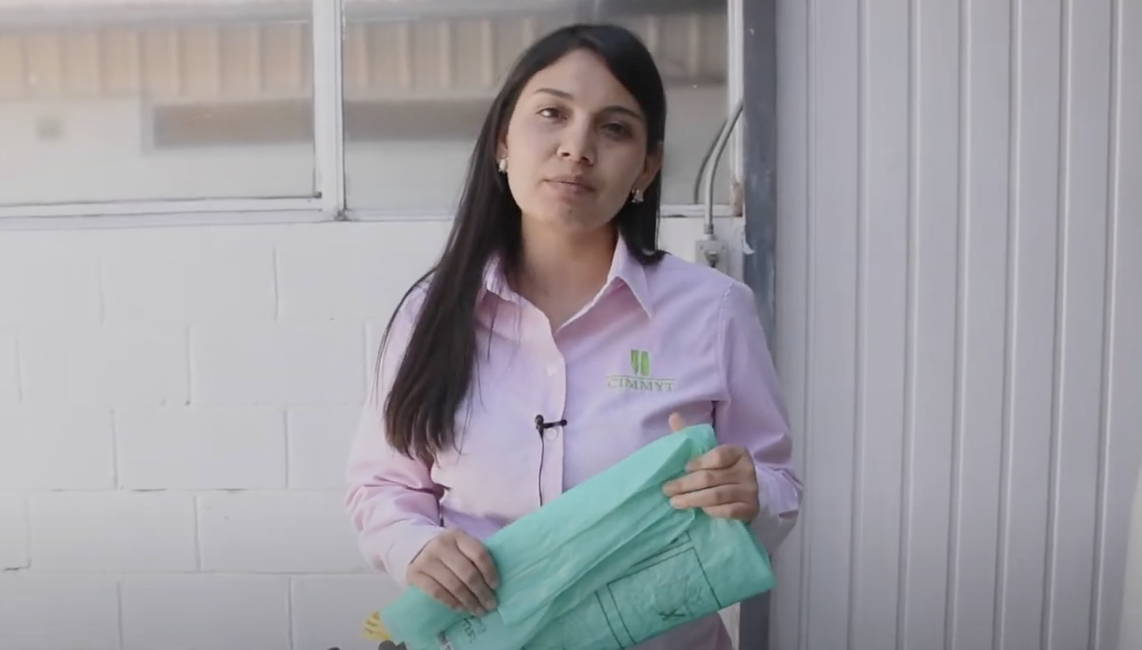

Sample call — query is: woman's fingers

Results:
[455,533,500,590]
[667,482,753,510]
[662,468,737,497]
[412,571,464,612]
[422,557,487,615]
[439,548,497,614]
[407,530,501,616]
[661,445,759,521]
[700,501,757,521]
[668,412,687,433]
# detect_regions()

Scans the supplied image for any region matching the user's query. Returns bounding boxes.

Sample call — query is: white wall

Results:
[0,215,744,650]
[770,2,1142,650]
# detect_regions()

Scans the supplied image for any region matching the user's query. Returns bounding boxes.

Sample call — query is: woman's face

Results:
[498,49,662,236]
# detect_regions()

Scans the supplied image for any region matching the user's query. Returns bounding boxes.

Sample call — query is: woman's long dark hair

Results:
[376,23,669,465]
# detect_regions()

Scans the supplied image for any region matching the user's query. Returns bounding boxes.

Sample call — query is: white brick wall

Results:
[0,574,121,650]
[115,407,286,490]
[0,407,116,489]
[29,492,198,572]
[0,333,19,404]
[120,575,292,650]
[0,492,29,570]
[0,217,730,650]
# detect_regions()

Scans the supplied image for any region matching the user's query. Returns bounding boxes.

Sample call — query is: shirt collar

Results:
[479,233,653,318]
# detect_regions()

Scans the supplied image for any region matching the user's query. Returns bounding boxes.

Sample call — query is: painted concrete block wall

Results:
[0,216,742,650]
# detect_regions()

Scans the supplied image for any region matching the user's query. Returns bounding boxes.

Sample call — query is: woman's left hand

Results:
[661,413,760,522]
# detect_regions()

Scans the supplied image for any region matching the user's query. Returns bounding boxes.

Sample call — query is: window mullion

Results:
[312,0,347,219]
[728,0,746,191]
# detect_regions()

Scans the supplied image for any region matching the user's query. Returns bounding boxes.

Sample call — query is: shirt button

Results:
[546,364,558,377]
[545,428,559,440]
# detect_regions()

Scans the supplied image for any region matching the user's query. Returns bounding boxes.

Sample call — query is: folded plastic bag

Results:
[376,424,776,650]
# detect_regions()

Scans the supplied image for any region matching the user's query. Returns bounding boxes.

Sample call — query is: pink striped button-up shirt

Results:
[345,238,802,650]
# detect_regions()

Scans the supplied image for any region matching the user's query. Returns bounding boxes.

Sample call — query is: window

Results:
[0,1,317,208]
[0,0,737,221]
[340,0,733,213]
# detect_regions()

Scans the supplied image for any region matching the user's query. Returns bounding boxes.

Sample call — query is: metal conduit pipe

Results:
[699,96,744,267]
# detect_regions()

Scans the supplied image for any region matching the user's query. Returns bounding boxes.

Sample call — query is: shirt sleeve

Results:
[714,280,804,553]
[344,289,445,588]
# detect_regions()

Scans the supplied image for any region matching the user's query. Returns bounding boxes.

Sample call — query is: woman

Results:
[345,23,802,650]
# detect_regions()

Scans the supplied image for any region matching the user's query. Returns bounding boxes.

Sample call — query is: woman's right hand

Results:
[407,530,500,617]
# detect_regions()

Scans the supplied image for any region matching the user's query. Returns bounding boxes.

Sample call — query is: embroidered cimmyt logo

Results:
[606,349,676,392]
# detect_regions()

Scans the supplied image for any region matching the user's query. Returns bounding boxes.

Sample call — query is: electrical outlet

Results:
[695,238,730,275]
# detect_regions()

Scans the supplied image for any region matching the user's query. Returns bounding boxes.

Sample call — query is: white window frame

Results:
[0,0,744,230]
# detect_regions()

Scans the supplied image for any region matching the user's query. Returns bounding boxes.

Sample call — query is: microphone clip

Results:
[534,414,567,436]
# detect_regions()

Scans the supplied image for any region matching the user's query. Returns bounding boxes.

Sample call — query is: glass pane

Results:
[342,0,732,212]
[0,0,315,207]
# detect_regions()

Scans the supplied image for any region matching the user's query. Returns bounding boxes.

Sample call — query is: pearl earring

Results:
[631,188,644,204]
[497,157,508,174]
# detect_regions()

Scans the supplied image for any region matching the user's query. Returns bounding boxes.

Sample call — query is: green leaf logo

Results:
[630,349,650,377]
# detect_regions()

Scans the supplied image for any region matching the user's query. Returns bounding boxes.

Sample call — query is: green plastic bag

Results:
[378,424,776,650]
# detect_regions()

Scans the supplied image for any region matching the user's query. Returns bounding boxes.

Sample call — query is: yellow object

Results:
[363,610,392,642]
